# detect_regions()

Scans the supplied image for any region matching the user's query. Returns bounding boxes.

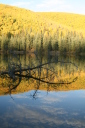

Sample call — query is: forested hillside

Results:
[0,4,85,54]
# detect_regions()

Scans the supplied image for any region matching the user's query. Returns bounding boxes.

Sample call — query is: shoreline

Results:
[0,50,85,56]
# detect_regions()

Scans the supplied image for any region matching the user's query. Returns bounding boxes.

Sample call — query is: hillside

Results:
[0,4,36,35]
[38,12,85,34]
[0,4,85,54]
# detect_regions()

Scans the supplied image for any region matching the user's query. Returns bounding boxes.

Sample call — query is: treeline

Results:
[0,29,85,55]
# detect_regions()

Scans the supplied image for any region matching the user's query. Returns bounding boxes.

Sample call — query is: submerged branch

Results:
[0,60,78,76]
[0,57,78,96]
[15,74,78,85]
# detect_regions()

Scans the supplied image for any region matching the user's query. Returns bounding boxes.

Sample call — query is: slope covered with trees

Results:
[0,4,85,54]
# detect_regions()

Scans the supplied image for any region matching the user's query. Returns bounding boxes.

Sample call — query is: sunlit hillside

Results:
[0,4,85,54]
[38,12,85,34]
[0,4,36,35]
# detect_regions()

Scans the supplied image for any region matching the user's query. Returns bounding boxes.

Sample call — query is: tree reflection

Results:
[0,54,78,97]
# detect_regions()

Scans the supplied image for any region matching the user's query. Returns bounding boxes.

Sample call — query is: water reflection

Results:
[0,91,85,128]
[0,54,78,96]
[0,54,85,128]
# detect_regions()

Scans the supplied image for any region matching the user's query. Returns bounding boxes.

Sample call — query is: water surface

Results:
[0,54,85,128]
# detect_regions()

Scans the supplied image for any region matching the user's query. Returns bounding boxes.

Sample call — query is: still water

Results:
[0,54,85,128]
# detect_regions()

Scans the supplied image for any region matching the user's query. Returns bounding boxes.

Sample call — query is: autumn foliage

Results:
[0,4,85,54]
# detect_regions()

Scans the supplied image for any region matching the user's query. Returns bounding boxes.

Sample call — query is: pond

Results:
[0,54,85,128]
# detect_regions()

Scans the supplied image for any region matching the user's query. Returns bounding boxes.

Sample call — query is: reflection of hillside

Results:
[0,72,85,96]
[0,54,85,96]
[0,54,85,73]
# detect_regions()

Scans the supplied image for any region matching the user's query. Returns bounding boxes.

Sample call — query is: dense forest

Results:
[0,4,85,54]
